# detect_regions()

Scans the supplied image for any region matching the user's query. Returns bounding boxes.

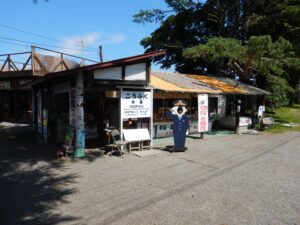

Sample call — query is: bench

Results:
[261,117,278,130]
[123,129,151,152]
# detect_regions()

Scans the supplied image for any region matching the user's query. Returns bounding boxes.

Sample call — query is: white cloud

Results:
[59,32,126,57]
[103,33,126,44]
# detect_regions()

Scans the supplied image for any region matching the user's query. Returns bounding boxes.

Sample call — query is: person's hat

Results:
[173,99,187,106]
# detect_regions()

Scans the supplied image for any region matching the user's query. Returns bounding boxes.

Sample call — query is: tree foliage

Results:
[134,0,300,106]
[184,35,298,105]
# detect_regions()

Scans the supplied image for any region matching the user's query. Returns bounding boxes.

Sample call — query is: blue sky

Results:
[0,0,169,70]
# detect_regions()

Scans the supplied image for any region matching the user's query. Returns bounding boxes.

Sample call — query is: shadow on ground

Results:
[0,123,79,225]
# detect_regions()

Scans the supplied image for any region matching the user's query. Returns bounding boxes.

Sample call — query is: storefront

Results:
[150,72,269,137]
[150,72,221,138]
[0,76,35,121]
[31,51,269,157]
[32,51,165,157]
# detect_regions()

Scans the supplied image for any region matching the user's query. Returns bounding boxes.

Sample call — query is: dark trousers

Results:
[173,130,187,150]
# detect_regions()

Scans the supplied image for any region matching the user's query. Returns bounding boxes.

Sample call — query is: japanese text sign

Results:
[121,90,151,118]
[198,94,209,132]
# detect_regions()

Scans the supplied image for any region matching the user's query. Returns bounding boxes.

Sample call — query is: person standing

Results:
[258,104,265,131]
[166,102,189,152]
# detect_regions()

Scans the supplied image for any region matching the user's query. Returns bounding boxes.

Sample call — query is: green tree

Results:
[134,0,209,73]
[134,0,300,105]
[183,35,298,106]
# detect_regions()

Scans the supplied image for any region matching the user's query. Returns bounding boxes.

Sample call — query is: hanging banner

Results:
[121,90,151,118]
[198,94,209,132]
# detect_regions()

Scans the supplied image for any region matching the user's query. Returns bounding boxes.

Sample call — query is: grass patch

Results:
[266,104,300,133]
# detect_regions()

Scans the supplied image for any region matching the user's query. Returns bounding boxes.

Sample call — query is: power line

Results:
[0,40,31,48]
[0,36,97,53]
[0,40,99,64]
[0,23,78,45]
[0,23,98,51]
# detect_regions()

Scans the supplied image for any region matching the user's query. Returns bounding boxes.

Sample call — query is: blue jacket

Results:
[167,111,189,132]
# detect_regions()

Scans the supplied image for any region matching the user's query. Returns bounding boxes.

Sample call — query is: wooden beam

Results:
[0,57,8,71]
[10,59,19,71]
[62,59,69,70]
[0,51,31,57]
[33,54,48,74]
[52,61,63,72]
[22,55,32,71]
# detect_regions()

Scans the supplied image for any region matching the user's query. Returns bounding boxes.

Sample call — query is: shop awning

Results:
[150,74,221,94]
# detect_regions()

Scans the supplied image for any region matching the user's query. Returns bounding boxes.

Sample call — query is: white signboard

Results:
[125,63,146,81]
[198,94,209,132]
[94,67,122,80]
[121,90,151,118]
[123,128,150,141]
[239,117,252,127]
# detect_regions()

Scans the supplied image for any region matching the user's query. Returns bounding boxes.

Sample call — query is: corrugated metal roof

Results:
[151,72,269,95]
[187,74,247,94]
[150,74,221,93]
[211,76,270,95]
[152,72,219,91]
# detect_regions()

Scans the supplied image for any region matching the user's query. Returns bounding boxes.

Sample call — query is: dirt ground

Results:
[0,123,299,225]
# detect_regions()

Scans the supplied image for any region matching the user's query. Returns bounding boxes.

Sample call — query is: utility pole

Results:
[99,45,103,63]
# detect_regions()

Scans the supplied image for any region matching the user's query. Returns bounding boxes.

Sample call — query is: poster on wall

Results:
[74,73,85,157]
[198,94,209,132]
[42,108,48,142]
[121,90,151,118]
[69,88,76,128]
[37,90,42,134]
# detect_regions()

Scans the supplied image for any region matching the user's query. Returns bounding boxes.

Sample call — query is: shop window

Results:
[209,97,218,115]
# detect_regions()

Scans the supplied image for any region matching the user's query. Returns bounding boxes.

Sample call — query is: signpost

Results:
[120,89,152,146]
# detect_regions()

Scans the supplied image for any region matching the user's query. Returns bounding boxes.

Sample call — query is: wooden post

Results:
[120,88,123,140]
[31,46,35,74]
[235,96,241,134]
[150,88,154,146]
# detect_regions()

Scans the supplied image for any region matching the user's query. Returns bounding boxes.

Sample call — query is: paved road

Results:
[0,126,299,225]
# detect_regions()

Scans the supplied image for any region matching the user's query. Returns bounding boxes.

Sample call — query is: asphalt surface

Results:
[0,124,299,225]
